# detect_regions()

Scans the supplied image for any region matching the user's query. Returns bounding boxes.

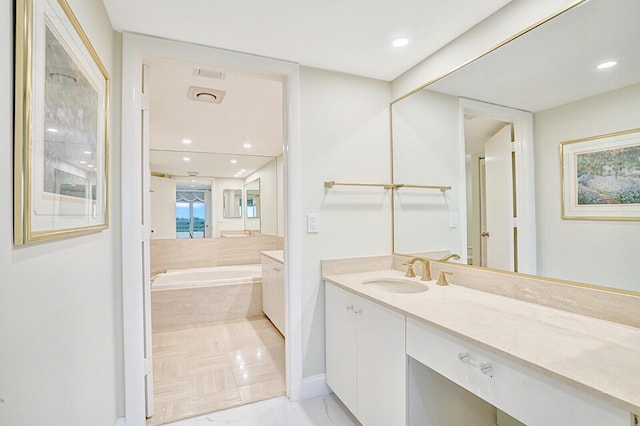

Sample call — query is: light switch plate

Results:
[307,213,319,233]
[449,212,458,228]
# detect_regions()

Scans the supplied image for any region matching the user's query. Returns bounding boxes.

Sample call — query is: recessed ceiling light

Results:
[243,143,252,149]
[79,161,87,164]
[230,159,238,164]
[182,138,192,145]
[46,128,58,133]
[191,179,196,183]
[83,151,92,155]
[87,165,95,168]
[183,157,190,162]
[190,184,195,188]
[597,60,617,69]
[392,38,409,48]
[240,169,246,172]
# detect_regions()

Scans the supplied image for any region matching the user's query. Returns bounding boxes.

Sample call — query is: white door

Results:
[483,123,514,271]
[141,64,154,417]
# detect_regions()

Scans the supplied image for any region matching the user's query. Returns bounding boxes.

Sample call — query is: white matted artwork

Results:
[14,0,110,244]
[560,128,640,221]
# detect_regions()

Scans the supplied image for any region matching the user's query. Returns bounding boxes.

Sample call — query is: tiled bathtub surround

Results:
[151,235,283,272]
[151,281,263,331]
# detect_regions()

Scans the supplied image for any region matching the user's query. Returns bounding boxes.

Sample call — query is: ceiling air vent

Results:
[188,86,226,104]
[193,68,226,80]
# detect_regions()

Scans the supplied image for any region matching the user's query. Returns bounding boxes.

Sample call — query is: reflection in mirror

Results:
[150,150,282,238]
[244,179,260,232]
[223,189,242,218]
[391,0,640,292]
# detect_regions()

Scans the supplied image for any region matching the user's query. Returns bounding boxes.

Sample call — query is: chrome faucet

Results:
[405,257,432,281]
[438,253,461,262]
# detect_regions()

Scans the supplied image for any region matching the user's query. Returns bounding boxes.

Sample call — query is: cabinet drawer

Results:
[406,318,630,426]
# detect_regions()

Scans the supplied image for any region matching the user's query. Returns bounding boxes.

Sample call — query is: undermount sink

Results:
[362,278,428,294]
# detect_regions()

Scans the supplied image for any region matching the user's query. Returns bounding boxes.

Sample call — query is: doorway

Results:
[121,33,303,426]
[460,99,537,274]
[144,57,287,424]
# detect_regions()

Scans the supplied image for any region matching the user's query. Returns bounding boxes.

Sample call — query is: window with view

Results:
[176,191,206,238]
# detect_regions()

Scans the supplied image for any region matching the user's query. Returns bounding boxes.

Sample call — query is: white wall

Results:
[0,1,123,425]
[299,67,391,377]
[392,89,462,255]
[150,176,177,239]
[534,83,640,292]
[391,0,576,100]
[246,158,279,235]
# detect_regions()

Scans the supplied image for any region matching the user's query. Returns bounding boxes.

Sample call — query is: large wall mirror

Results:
[150,150,280,238]
[145,57,284,240]
[391,0,640,293]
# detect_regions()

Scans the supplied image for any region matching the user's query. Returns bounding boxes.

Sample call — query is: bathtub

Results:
[151,264,263,330]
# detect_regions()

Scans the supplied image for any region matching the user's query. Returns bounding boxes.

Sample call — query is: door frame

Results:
[457,98,537,274]
[121,33,302,425]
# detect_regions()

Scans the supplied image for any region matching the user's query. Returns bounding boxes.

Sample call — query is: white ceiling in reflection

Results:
[429,0,640,112]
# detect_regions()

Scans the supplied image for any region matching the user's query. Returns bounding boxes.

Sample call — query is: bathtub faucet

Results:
[150,269,167,279]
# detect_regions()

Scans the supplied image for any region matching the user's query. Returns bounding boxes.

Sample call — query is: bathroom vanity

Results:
[323,256,640,426]
[261,250,285,336]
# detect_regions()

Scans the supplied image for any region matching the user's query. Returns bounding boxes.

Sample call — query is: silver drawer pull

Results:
[346,305,354,310]
[479,363,493,376]
[458,352,470,362]
[353,308,362,314]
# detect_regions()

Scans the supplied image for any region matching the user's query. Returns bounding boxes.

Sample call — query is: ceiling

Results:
[148,58,283,179]
[102,0,511,81]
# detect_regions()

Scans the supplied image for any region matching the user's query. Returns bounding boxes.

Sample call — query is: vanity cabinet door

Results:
[325,283,357,414]
[355,294,406,426]
[325,283,406,426]
[261,256,285,336]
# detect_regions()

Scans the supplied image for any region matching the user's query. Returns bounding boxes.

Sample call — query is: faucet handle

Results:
[403,263,416,278]
[436,271,453,286]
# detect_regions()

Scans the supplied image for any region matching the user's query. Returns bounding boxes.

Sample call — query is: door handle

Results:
[481,232,490,237]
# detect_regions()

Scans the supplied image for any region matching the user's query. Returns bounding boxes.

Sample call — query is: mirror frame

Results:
[243,178,261,232]
[222,188,243,218]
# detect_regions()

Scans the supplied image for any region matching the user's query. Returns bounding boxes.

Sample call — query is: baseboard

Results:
[115,418,126,426]
[301,374,331,400]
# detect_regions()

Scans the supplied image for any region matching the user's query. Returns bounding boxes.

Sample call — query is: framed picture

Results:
[560,128,640,221]
[14,0,110,244]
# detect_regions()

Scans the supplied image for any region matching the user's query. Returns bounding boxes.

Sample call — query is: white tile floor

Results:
[161,394,361,426]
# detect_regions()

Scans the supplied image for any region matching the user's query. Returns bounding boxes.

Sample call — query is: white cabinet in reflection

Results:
[325,283,406,426]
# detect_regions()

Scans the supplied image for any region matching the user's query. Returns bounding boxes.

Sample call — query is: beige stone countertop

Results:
[261,250,284,263]
[323,269,640,414]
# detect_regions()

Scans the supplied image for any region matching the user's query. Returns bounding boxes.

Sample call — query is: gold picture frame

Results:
[14,0,110,244]
[560,128,640,221]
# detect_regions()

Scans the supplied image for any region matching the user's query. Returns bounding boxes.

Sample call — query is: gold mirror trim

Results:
[390,0,586,106]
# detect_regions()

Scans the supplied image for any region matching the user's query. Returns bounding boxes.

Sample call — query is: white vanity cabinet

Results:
[406,317,632,426]
[261,254,285,336]
[325,282,406,426]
